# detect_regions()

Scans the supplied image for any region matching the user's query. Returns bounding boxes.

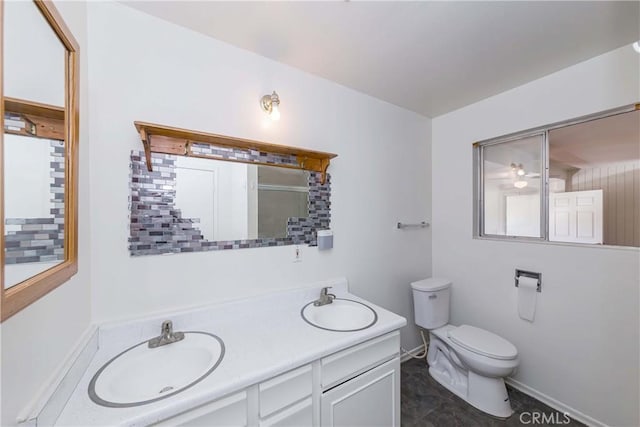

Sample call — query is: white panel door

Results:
[549,190,603,244]
[505,194,540,237]
[175,162,216,241]
[321,357,400,427]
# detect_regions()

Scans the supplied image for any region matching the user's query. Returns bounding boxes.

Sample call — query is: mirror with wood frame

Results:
[1,0,79,321]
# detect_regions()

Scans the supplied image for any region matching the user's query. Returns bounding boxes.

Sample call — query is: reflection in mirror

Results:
[3,0,67,289]
[482,134,543,238]
[257,166,309,239]
[174,157,309,242]
[3,134,65,288]
[1,0,79,320]
[3,0,65,105]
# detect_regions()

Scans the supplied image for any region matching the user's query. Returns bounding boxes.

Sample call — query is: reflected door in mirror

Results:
[174,156,309,242]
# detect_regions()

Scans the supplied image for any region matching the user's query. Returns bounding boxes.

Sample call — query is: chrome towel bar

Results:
[397,221,429,229]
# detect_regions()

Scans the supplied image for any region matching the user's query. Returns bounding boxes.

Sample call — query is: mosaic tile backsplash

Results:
[190,142,300,167]
[128,150,331,256]
[4,140,65,264]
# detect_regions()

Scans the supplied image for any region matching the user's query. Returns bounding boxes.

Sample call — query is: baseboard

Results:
[400,344,426,363]
[505,377,607,427]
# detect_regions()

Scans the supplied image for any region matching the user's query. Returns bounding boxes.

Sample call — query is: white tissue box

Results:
[317,229,333,250]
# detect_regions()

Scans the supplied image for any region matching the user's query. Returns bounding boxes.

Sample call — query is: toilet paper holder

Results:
[515,269,542,293]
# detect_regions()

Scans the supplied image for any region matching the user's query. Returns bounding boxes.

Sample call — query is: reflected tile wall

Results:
[128,150,331,256]
[4,140,65,264]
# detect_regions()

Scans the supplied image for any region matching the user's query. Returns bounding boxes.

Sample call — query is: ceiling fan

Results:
[510,163,540,178]
[509,163,540,189]
[484,162,541,180]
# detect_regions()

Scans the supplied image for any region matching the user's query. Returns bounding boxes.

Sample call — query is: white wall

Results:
[432,45,640,426]
[0,1,92,426]
[87,0,431,358]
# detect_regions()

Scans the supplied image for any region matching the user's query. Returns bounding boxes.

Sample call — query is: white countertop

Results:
[54,278,407,426]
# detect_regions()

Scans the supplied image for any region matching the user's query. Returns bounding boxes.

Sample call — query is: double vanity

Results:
[49,278,406,426]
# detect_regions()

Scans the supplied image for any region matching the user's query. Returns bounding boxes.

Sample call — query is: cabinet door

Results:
[321,357,400,427]
[321,332,399,390]
[153,391,247,427]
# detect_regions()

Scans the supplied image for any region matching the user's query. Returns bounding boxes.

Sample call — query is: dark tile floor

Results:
[401,359,585,427]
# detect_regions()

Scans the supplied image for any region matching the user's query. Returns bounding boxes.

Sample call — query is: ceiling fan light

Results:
[514,180,528,189]
[511,162,526,176]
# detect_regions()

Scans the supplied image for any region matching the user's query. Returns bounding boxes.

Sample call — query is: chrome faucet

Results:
[314,286,337,306]
[148,320,185,348]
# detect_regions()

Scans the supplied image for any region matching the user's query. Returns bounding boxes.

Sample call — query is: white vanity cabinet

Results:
[319,332,400,427]
[153,331,400,427]
[320,358,400,427]
[258,364,314,427]
[154,391,248,426]
[259,398,313,427]
[154,365,314,427]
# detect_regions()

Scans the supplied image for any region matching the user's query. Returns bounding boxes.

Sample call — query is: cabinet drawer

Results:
[259,364,312,417]
[321,331,399,390]
[260,397,312,427]
[153,391,247,427]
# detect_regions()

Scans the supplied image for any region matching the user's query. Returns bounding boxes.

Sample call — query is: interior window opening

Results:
[476,106,640,248]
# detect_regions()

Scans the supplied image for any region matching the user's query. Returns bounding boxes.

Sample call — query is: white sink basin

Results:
[88,332,224,407]
[301,298,377,332]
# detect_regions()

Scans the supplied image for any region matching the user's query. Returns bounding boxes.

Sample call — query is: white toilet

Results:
[411,278,519,418]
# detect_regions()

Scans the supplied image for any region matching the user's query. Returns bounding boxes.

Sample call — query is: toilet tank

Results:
[411,278,451,330]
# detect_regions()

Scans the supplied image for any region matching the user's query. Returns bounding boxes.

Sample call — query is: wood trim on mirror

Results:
[134,121,337,184]
[4,97,66,140]
[0,0,79,321]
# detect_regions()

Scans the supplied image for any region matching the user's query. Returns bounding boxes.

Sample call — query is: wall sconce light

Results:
[633,41,640,54]
[260,91,281,121]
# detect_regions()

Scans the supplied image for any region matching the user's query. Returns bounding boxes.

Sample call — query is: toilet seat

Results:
[448,325,517,360]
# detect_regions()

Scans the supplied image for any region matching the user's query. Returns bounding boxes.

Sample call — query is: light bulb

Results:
[517,168,525,176]
[270,103,280,121]
[634,41,640,54]
[260,91,281,121]
[514,179,528,189]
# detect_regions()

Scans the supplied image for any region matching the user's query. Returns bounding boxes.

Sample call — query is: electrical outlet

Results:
[293,245,302,263]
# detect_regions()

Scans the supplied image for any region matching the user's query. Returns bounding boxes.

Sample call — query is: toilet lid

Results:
[448,325,517,360]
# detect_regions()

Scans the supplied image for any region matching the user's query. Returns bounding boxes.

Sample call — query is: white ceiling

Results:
[123,1,640,117]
